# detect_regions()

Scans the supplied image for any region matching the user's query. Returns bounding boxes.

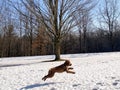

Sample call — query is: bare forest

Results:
[0,0,120,60]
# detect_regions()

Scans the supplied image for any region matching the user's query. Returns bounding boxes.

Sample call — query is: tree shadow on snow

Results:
[0,61,42,68]
[0,59,66,68]
[0,64,23,67]
[19,82,63,90]
[0,58,68,68]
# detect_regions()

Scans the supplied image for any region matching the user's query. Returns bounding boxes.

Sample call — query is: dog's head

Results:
[64,60,72,66]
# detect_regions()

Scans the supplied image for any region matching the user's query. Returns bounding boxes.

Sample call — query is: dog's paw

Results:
[69,67,74,69]
[72,72,75,74]
[42,77,46,81]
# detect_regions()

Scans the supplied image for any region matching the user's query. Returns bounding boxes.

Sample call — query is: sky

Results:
[91,0,120,28]
[0,0,120,29]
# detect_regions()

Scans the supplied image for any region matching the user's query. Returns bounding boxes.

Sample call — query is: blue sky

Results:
[91,0,120,28]
[0,0,120,29]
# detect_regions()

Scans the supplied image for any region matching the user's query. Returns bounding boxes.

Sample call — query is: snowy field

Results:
[0,52,120,90]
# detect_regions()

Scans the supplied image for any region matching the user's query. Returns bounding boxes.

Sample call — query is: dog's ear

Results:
[64,60,72,66]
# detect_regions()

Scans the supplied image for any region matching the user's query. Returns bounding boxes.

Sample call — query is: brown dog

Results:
[42,60,75,81]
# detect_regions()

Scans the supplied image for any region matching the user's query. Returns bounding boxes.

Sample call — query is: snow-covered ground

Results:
[0,52,120,90]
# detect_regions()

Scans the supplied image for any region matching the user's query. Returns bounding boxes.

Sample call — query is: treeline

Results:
[0,25,120,57]
[0,0,120,57]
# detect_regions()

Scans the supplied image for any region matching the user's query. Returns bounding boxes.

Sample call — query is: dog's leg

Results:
[66,70,75,74]
[42,70,55,81]
[42,76,47,81]
[66,68,75,74]
[68,67,74,70]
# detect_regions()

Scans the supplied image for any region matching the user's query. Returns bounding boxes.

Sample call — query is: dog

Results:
[42,60,75,81]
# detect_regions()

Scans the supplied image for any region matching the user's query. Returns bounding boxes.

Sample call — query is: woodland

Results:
[0,0,120,60]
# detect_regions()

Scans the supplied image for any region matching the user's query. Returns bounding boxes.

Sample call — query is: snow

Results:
[0,52,120,90]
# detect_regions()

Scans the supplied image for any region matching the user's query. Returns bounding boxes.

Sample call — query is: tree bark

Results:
[54,38,61,60]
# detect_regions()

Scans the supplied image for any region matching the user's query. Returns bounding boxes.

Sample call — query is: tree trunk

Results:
[54,38,61,61]
[109,31,114,51]
[83,27,87,53]
[79,30,82,53]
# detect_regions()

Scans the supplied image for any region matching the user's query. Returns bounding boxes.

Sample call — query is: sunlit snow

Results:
[0,52,120,90]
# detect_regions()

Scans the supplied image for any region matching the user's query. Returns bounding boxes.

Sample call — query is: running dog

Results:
[42,60,75,81]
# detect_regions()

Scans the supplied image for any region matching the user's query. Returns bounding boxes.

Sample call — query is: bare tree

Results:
[74,5,94,53]
[82,11,92,52]
[99,0,120,50]
[19,0,94,60]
